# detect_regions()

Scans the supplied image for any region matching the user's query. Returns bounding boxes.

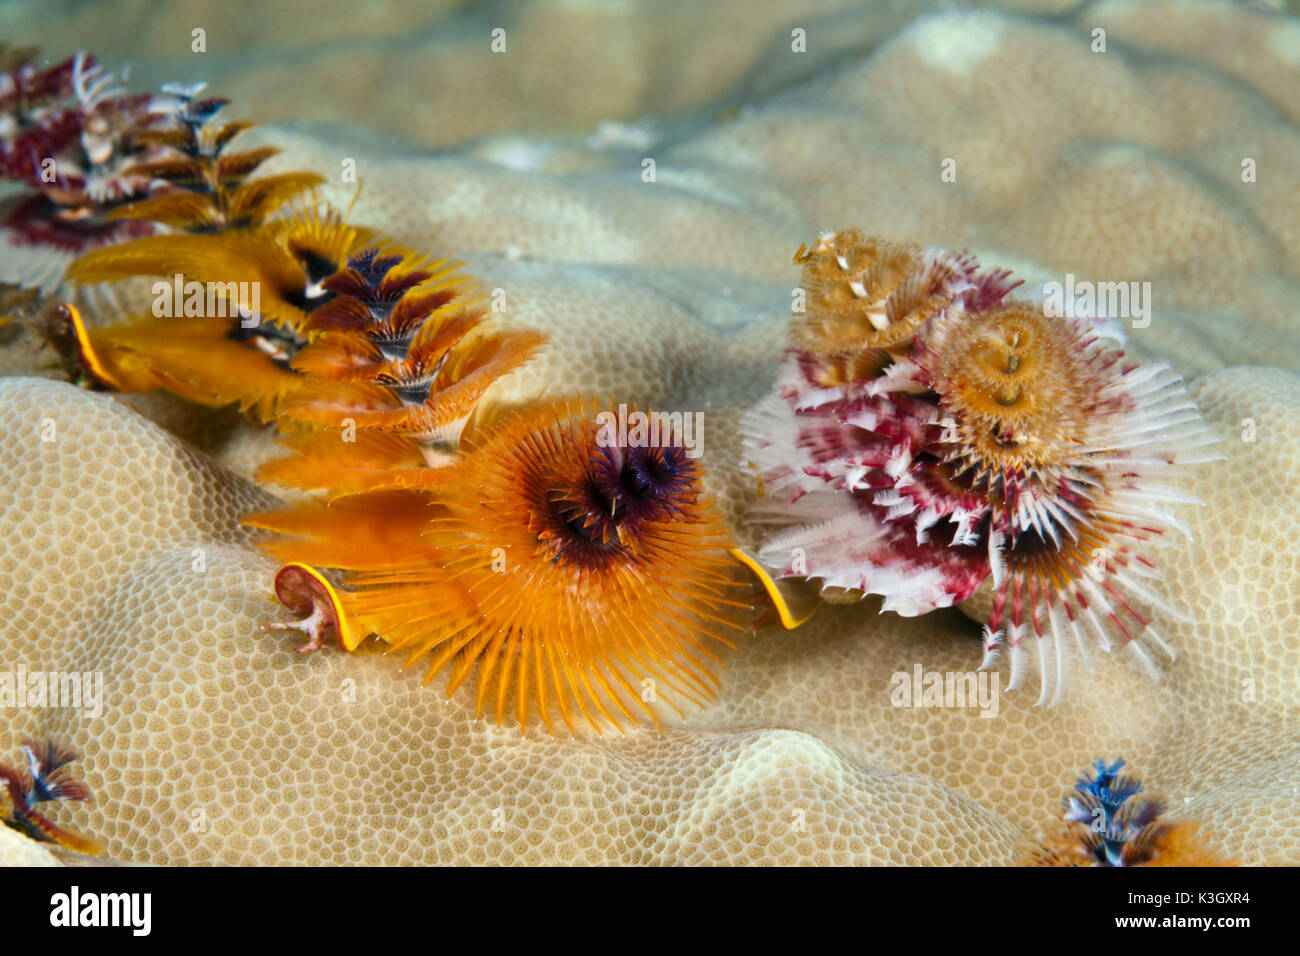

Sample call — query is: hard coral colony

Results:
[0,23,1264,875]
[5,48,1216,744]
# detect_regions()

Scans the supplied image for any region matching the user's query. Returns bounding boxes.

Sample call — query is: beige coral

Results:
[0,819,61,866]
[1,367,1296,865]
[2,0,1299,864]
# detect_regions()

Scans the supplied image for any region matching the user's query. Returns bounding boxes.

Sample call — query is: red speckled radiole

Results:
[740,229,1218,705]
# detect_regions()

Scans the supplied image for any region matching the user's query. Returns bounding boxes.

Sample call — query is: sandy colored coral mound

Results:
[1,365,1295,865]
[2,0,1298,864]
[0,380,1023,865]
[0,821,61,866]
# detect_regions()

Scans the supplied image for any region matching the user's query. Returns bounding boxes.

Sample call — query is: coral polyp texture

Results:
[1,0,1298,867]
[248,397,754,735]
[1029,759,1236,867]
[744,231,1217,704]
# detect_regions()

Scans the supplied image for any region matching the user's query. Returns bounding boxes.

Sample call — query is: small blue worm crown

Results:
[1062,758,1165,867]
